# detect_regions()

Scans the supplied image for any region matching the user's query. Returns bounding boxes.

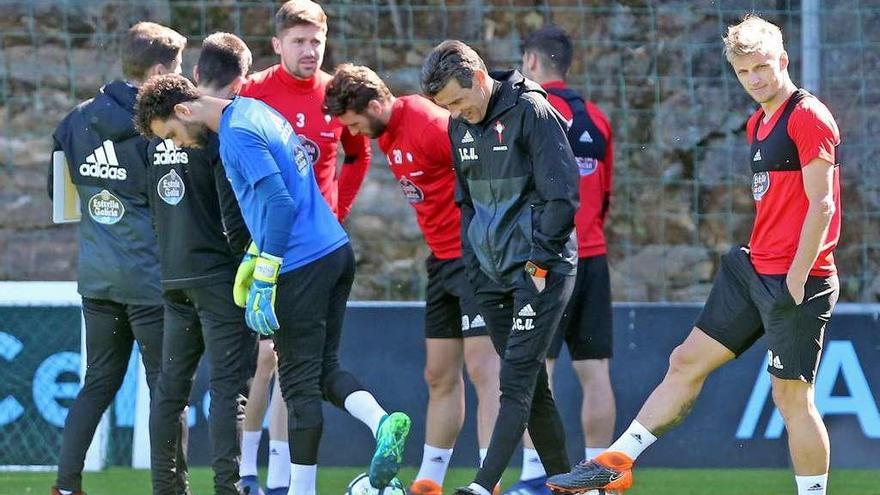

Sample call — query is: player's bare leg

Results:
[265,377,290,494]
[410,339,465,494]
[240,340,276,495]
[771,376,830,492]
[548,328,733,493]
[572,358,615,457]
[463,335,501,465]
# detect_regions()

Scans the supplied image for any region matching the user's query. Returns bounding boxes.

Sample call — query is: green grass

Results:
[2,467,879,495]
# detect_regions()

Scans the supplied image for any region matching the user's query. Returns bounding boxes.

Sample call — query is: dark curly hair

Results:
[134,73,200,138]
[323,63,392,117]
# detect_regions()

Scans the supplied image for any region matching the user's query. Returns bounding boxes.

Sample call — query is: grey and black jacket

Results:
[50,80,162,305]
[450,70,579,289]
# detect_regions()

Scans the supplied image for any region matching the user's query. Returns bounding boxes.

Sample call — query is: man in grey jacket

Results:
[49,22,188,495]
[421,40,580,495]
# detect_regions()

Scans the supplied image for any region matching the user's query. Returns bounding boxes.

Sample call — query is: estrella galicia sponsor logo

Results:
[293,144,310,177]
[298,135,320,164]
[152,139,188,165]
[88,189,125,224]
[752,171,770,200]
[398,177,424,204]
[80,140,127,180]
[157,169,185,206]
[576,156,599,176]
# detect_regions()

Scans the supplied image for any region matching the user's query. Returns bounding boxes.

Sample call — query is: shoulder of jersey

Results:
[240,65,278,95]
[792,95,836,126]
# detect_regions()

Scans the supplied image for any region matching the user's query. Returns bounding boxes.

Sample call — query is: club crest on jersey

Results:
[398,176,424,204]
[88,189,125,225]
[293,145,310,177]
[157,168,185,206]
[297,135,321,165]
[576,156,598,176]
[752,171,770,200]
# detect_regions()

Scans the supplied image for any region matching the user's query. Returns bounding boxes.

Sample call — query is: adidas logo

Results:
[80,140,127,180]
[807,483,823,491]
[461,130,474,143]
[579,130,593,143]
[269,448,279,455]
[631,433,643,443]
[753,149,762,161]
[518,304,536,317]
[153,139,189,165]
[471,314,485,328]
[430,456,445,463]
[773,355,784,370]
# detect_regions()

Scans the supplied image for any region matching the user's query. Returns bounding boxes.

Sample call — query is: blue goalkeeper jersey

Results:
[219,96,348,274]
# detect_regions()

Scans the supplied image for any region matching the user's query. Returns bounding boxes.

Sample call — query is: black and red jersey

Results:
[240,66,371,221]
[746,89,841,276]
[543,81,613,258]
[377,95,460,259]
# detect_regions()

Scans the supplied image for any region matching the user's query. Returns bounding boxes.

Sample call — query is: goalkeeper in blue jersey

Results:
[134,73,411,493]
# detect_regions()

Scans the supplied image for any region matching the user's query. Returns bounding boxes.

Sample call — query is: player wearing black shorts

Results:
[548,15,842,495]
[324,64,501,495]
[508,25,617,494]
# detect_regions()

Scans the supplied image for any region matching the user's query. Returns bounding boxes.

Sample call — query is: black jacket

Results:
[451,70,579,288]
[147,134,249,289]
[50,80,162,305]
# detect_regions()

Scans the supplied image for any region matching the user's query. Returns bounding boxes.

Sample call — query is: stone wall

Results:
[1,1,877,301]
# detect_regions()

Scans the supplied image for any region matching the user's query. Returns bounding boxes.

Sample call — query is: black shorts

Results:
[695,246,839,383]
[548,255,613,360]
[424,255,487,339]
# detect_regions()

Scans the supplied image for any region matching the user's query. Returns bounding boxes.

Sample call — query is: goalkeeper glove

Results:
[245,253,282,335]
[233,241,260,308]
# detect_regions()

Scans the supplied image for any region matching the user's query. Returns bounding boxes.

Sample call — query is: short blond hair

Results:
[723,14,785,63]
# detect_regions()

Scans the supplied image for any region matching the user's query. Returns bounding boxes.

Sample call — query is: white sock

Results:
[520,448,546,481]
[607,420,657,461]
[479,448,488,468]
[290,463,317,495]
[58,491,73,495]
[239,430,262,477]
[415,444,453,485]
[344,390,387,437]
[796,474,828,495]
[585,447,606,460]
[267,440,290,489]
[467,482,492,495]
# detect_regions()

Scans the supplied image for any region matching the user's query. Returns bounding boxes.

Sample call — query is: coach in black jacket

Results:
[145,33,256,495]
[422,41,579,495]
[48,22,188,495]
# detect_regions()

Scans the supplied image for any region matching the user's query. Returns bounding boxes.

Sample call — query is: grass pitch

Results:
[2,467,879,494]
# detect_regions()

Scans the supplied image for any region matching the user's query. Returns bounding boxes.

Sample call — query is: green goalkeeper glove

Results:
[233,241,260,308]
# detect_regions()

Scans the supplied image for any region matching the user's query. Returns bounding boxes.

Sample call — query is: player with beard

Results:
[237,4,372,490]
[324,64,502,495]
[134,73,412,495]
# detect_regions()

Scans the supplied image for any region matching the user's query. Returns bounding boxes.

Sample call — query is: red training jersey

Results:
[377,95,461,259]
[240,66,371,221]
[746,89,841,276]
[543,81,614,257]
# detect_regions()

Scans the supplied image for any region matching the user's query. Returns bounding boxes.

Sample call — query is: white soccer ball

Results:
[345,472,406,495]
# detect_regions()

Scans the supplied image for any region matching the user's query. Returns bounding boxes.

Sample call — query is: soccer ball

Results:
[345,472,406,495]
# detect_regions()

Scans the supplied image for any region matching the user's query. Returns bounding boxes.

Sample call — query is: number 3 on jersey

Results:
[295,113,305,128]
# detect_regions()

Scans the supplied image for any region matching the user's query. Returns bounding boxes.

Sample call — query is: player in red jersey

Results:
[548,15,841,495]
[239,0,371,222]
[324,64,502,495]
[237,2,371,494]
[505,25,616,495]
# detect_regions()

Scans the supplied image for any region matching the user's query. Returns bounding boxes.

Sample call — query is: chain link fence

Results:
[1,1,878,302]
